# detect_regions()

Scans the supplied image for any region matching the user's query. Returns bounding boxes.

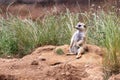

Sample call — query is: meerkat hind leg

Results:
[76,47,84,59]
[67,46,78,55]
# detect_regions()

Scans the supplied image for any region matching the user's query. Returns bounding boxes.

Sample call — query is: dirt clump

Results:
[0,74,17,80]
[45,64,89,80]
[31,60,39,65]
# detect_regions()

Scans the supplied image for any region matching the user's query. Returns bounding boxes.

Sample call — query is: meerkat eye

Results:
[78,25,81,27]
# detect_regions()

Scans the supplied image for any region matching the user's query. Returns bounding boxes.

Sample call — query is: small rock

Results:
[39,58,46,61]
[31,60,39,65]
[38,56,46,61]
[66,72,70,76]
[61,73,65,75]
[85,64,89,68]
[7,56,11,58]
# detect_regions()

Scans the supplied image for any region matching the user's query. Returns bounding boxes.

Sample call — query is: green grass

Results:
[0,11,79,57]
[83,10,120,79]
[55,48,64,55]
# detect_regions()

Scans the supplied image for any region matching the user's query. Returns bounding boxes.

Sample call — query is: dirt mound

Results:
[0,45,104,80]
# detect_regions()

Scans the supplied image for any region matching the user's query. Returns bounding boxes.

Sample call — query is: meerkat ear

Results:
[84,25,87,28]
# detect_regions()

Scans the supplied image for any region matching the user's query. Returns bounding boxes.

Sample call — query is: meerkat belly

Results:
[75,32,84,43]
[71,33,84,54]
[70,46,79,54]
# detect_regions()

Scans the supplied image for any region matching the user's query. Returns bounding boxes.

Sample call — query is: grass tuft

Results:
[55,48,64,55]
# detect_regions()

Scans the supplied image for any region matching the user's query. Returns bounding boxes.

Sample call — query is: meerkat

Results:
[69,22,87,59]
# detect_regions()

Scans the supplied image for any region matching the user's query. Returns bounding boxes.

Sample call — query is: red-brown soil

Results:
[0,44,105,80]
[0,0,119,21]
[0,4,90,20]
[0,1,114,20]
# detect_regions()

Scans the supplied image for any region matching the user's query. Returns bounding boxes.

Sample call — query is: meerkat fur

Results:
[69,22,87,59]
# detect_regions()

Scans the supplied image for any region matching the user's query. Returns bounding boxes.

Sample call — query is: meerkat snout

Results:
[75,22,86,31]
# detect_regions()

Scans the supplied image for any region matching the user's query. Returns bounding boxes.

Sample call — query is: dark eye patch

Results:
[78,25,81,27]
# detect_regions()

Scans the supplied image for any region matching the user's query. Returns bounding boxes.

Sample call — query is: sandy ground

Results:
[0,44,107,80]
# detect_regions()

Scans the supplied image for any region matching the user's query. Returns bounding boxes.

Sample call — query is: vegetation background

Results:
[0,0,120,79]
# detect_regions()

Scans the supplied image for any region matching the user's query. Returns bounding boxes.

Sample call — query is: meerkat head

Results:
[75,22,87,31]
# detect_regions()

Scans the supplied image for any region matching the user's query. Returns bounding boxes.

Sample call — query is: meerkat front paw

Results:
[75,42,80,47]
[76,40,84,46]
